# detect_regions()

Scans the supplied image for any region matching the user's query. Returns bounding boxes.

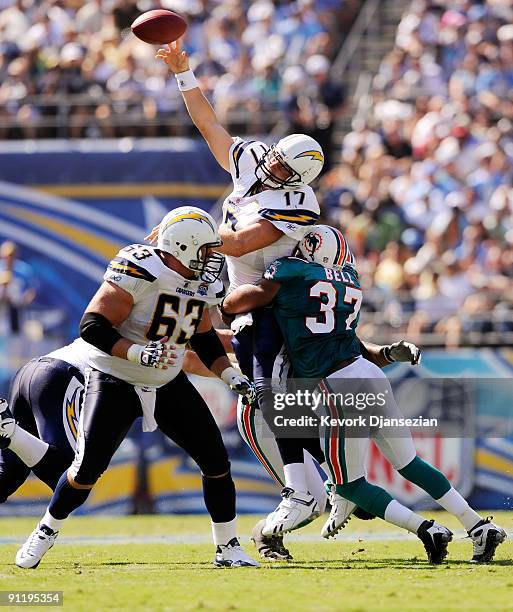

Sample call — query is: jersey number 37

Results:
[306,281,362,334]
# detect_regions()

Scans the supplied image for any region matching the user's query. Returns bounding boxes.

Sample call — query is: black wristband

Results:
[80,312,123,355]
[189,327,227,370]
[218,295,232,318]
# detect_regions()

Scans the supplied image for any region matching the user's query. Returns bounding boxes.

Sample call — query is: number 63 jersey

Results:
[88,244,225,387]
[264,257,363,379]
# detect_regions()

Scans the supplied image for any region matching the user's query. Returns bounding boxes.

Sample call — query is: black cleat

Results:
[469,517,507,564]
[417,519,453,564]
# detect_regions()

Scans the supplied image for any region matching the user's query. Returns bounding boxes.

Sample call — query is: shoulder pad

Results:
[108,244,160,282]
[259,208,319,227]
[231,138,268,179]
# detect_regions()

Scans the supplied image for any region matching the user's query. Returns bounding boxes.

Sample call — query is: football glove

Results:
[384,341,421,365]
[127,339,178,369]
[221,367,256,403]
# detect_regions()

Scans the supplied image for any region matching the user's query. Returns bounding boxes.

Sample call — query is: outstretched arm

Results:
[156,40,233,171]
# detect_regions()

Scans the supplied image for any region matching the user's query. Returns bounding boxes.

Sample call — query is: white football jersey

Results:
[88,244,225,387]
[46,338,91,373]
[222,137,320,289]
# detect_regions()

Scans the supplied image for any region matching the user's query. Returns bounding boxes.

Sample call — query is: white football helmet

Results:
[255,134,324,190]
[157,206,225,283]
[297,225,356,269]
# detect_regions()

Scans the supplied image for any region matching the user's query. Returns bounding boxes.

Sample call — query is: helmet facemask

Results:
[255,145,303,190]
[188,241,225,284]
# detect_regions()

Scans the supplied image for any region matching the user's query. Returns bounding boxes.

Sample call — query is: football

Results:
[131,9,187,45]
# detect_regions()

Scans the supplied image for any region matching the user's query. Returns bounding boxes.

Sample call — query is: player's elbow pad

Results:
[189,327,227,370]
[79,312,123,355]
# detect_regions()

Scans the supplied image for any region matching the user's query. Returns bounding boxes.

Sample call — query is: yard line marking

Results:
[0,530,472,546]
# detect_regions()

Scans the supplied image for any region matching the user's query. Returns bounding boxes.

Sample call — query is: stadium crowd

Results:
[0,0,352,144]
[1,0,512,347]
[319,0,513,346]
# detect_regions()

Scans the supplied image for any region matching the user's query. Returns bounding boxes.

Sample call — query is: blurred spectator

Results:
[319,0,513,346]
[0,241,38,335]
[0,0,353,139]
[283,53,345,172]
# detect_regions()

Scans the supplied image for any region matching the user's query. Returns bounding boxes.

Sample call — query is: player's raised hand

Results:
[145,223,160,245]
[155,39,189,74]
[127,337,179,369]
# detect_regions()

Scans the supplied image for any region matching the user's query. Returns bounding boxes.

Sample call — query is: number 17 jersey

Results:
[222,137,320,290]
[264,257,362,379]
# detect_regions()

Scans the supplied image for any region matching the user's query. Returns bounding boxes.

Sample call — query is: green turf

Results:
[1,512,512,612]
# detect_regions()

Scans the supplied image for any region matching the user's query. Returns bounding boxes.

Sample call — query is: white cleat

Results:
[469,516,507,564]
[214,537,260,568]
[321,490,356,539]
[16,524,59,569]
[0,399,16,450]
[262,487,320,536]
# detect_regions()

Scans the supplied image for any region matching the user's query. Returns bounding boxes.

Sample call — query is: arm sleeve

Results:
[257,189,320,240]
[258,210,319,241]
[188,327,227,370]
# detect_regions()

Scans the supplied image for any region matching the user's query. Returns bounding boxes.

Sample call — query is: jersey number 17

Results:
[306,281,362,334]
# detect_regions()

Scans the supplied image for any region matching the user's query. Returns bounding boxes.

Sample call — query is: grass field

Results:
[1,512,512,612]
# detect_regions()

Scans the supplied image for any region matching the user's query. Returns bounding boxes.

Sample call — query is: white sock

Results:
[384,500,425,534]
[9,427,48,467]
[304,455,327,512]
[41,509,63,532]
[211,517,237,546]
[436,487,481,531]
[283,463,308,493]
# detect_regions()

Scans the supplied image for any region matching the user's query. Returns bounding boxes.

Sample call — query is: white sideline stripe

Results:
[0,530,471,546]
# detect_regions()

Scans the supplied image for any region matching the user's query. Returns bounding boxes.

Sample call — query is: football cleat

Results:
[251,518,293,560]
[0,399,16,450]
[417,519,453,564]
[262,488,320,536]
[321,490,356,539]
[16,524,58,569]
[468,516,507,564]
[214,537,260,568]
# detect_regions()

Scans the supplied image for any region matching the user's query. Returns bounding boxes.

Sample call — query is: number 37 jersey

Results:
[264,257,362,379]
[88,244,225,387]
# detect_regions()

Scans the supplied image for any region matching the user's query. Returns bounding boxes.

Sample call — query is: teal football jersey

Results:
[264,257,362,378]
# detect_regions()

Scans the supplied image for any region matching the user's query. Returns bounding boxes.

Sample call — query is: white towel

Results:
[230,312,253,335]
[134,386,157,432]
